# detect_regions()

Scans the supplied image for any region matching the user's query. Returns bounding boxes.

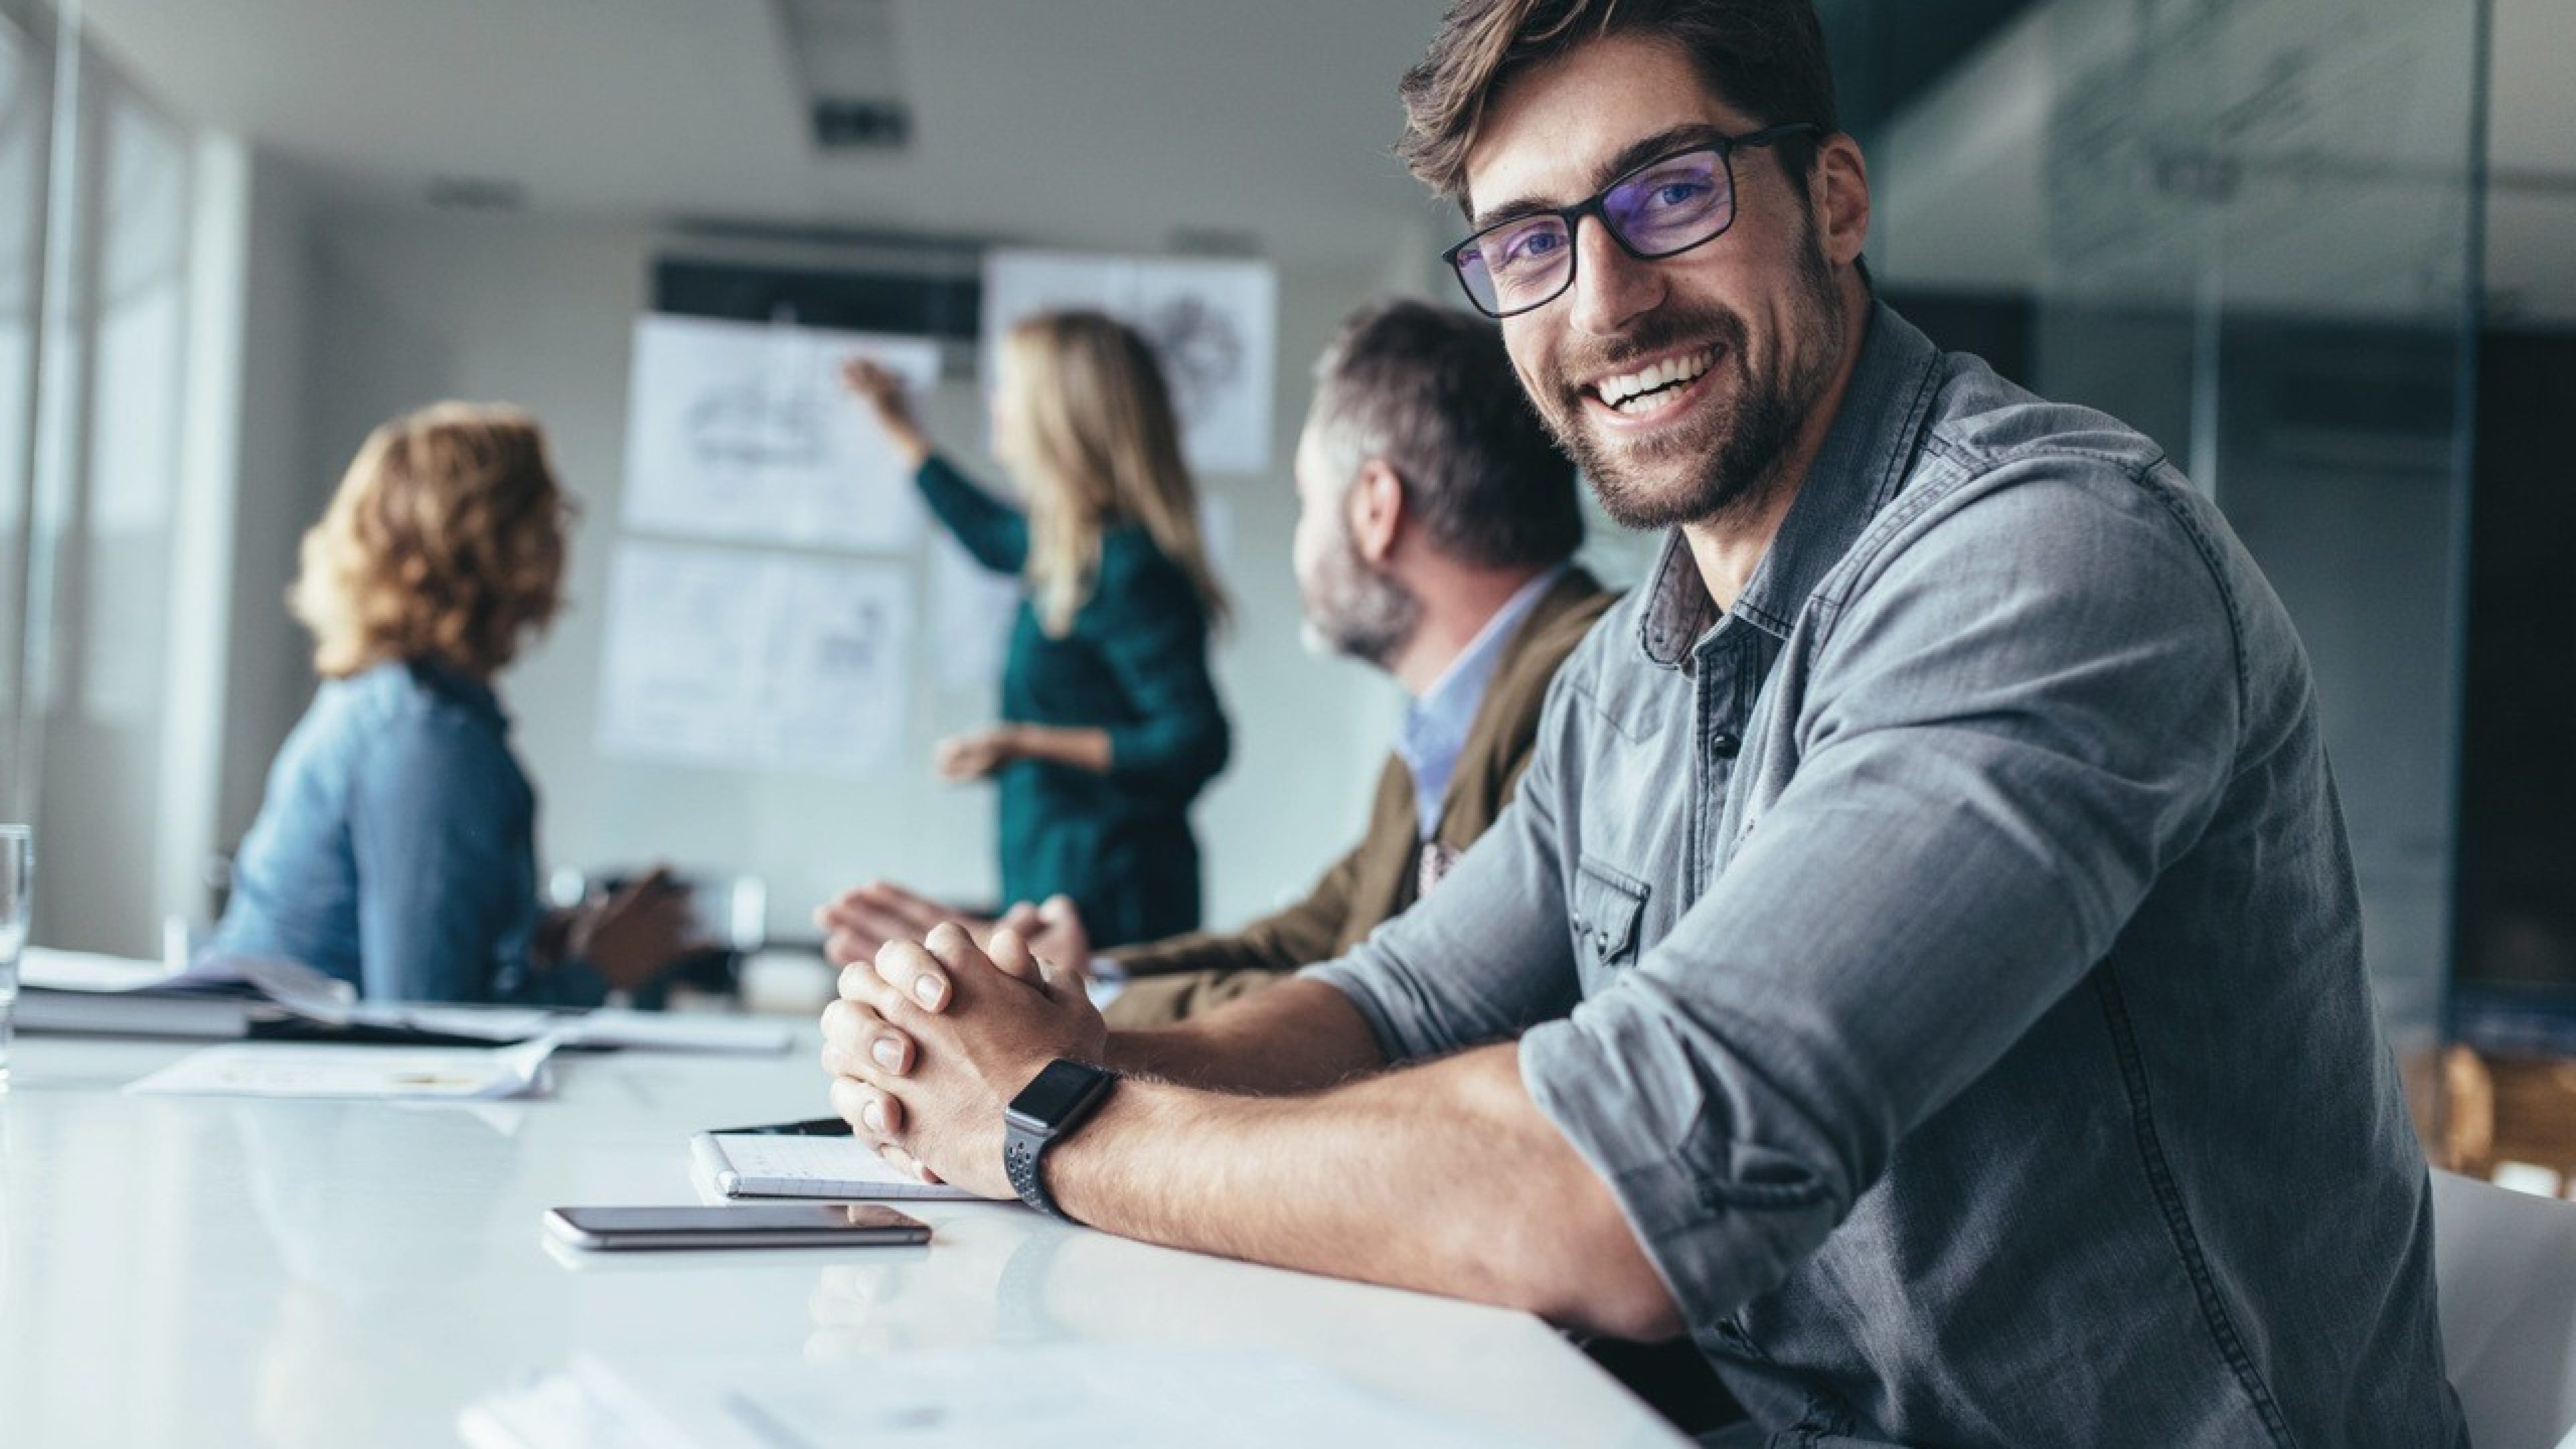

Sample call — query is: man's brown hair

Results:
[1397,0,1840,206]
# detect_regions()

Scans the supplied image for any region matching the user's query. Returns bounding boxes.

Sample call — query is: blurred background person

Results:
[821,298,1608,1022]
[842,311,1232,949]
[209,403,699,1004]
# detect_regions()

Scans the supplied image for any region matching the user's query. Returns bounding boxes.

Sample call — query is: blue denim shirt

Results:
[1309,303,2462,1446]
[211,659,602,1006]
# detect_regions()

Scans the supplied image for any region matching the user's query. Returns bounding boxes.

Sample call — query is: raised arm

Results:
[840,356,1030,575]
[914,455,1031,576]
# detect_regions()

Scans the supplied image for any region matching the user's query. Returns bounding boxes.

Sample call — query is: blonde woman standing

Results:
[843,312,1231,948]
[211,404,696,1002]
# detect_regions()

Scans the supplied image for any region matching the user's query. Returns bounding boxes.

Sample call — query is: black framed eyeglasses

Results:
[1441,123,1822,319]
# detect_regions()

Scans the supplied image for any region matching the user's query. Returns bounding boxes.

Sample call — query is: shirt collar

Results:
[1397,564,1570,833]
[408,657,511,734]
[1635,299,1946,667]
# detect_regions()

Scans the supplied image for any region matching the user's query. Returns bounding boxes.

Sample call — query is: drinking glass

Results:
[0,825,30,1088]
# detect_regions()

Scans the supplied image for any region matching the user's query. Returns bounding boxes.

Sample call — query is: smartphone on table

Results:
[545,1203,931,1251]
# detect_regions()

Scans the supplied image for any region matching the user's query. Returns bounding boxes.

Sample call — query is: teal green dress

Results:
[916,455,1230,947]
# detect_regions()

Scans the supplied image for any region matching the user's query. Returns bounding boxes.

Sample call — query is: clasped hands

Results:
[818,919,1108,1201]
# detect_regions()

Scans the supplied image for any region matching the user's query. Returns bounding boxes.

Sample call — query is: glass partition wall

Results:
[1837,0,2487,1095]
[0,0,195,958]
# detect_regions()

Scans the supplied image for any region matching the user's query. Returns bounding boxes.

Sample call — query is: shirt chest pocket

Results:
[1570,857,1651,975]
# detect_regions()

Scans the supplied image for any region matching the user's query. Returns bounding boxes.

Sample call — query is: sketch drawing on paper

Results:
[1134,292,1246,431]
[623,313,939,551]
[598,539,914,779]
[684,376,828,472]
[981,249,1278,474]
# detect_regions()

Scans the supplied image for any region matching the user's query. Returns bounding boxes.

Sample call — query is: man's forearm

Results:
[1044,1042,1683,1340]
[1102,978,1383,1093]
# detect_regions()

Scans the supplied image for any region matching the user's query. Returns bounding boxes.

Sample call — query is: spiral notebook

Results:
[688,1131,980,1202]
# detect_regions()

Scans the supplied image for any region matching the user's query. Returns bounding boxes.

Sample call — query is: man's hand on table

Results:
[818,921,1109,1199]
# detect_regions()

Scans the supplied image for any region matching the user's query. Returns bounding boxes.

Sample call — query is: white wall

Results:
[284,204,1404,941]
[207,148,319,878]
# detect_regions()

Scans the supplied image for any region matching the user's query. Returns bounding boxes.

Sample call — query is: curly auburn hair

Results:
[1396,0,1839,206]
[290,402,570,679]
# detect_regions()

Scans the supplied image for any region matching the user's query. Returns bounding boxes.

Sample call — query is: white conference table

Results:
[0,1028,1688,1448]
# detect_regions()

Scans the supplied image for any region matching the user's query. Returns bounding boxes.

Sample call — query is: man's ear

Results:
[1347,460,1405,566]
[1814,133,1871,269]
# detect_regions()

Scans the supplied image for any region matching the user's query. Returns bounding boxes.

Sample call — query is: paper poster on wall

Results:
[928,537,1020,692]
[622,315,938,550]
[598,540,912,777]
[980,249,1277,474]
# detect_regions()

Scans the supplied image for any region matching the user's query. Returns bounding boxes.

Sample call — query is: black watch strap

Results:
[1004,1120,1065,1220]
[1003,1059,1116,1222]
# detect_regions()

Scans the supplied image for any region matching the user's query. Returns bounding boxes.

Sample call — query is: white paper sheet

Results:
[125,1039,558,1102]
[494,1345,1543,1449]
[623,315,938,549]
[18,946,176,993]
[597,541,912,777]
[981,249,1278,474]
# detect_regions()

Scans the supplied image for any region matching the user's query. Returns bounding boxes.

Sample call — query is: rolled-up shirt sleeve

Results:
[1519,464,2243,1323]
[1302,672,1588,1063]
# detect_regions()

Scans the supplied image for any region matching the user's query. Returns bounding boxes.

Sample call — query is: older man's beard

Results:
[1299,527,1421,668]
[1538,235,1845,531]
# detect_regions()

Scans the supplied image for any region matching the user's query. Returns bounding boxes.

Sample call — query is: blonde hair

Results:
[1002,312,1230,637]
[290,402,570,679]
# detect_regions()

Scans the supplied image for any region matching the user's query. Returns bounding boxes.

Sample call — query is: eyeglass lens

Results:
[1454,148,1736,316]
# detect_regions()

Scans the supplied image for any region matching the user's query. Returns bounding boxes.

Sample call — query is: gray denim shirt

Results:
[1307,303,2463,1448]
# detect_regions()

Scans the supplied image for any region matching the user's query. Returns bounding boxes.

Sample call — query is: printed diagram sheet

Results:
[598,541,912,777]
[622,315,938,549]
[981,248,1278,474]
[928,535,1021,692]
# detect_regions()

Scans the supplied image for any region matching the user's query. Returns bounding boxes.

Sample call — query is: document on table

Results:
[460,1345,1545,1449]
[124,1038,559,1101]
[689,1130,979,1201]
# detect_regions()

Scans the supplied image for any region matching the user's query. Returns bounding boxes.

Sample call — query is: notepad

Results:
[689,1131,981,1201]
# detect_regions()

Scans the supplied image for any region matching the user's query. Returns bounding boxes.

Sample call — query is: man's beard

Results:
[1538,235,1845,531]
[1299,524,1421,668]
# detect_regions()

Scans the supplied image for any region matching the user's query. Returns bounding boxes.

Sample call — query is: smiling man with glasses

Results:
[819,3,2465,1442]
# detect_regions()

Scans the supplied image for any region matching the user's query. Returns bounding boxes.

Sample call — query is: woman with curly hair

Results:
[210,403,694,1003]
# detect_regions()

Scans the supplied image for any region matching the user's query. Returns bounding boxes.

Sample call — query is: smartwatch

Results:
[1003,1059,1117,1222]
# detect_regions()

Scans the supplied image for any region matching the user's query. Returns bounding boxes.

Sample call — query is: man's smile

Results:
[1579,344,1723,429]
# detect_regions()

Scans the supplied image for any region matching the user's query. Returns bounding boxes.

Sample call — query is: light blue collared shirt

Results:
[1393,564,1568,841]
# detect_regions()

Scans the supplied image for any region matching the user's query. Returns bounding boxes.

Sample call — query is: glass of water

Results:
[0,825,28,1088]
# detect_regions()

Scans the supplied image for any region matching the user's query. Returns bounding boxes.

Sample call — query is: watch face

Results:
[1009,1059,1110,1126]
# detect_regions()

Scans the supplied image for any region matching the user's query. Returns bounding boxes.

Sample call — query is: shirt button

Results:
[1709,731,1741,759]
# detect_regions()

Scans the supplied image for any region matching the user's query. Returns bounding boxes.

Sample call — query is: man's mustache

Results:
[1553,305,1752,403]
